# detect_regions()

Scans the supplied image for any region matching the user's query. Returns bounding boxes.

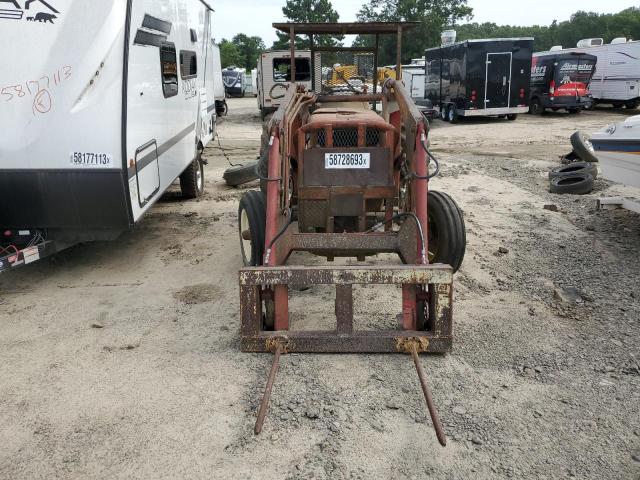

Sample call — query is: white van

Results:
[0,0,217,272]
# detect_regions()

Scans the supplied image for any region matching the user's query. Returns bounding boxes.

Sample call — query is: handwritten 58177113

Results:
[1,65,72,115]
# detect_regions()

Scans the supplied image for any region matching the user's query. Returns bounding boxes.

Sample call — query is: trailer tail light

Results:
[549,80,556,96]
[3,230,11,237]
[519,88,525,99]
[471,90,477,102]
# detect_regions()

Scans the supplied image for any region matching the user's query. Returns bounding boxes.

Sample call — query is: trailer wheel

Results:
[224,161,259,187]
[447,106,458,124]
[180,156,204,199]
[427,191,466,273]
[549,173,594,195]
[506,114,518,121]
[440,105,448,121]
[570,131,599,163]
[549,161,598,180]
[530,98,544,115]
[238,190,266,266]
[613,102,624,109]
[567,108,581,114]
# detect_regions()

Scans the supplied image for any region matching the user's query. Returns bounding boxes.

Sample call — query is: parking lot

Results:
[1,97,639,479]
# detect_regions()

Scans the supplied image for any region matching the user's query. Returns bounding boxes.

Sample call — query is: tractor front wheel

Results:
[238,191,266,266]
[427,191,466,273]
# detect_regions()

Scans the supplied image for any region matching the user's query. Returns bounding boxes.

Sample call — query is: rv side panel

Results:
[0,0,131,239]
[125,0,209,222]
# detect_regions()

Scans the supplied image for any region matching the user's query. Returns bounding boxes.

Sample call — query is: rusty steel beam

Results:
[316,94,385,103]
[242,331,452,354]
[272,22,420,36]
[240,264,453,287]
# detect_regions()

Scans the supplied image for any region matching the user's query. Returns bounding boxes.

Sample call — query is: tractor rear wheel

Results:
[427,191,466,273]
[238,190,266,266]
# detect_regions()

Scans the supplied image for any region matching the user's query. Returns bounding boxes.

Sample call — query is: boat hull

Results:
[591,115,640,189]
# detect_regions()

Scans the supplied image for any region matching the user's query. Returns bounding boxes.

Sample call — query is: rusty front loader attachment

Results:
[238,22,465,446]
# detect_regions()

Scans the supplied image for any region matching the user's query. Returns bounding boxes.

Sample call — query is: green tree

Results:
[232,34,266,71]
[272,0,342,50]
[356,0,473,64]
[219,39,243,68]
[453,7,640,52]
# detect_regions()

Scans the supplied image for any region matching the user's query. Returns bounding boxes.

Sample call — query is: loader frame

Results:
[240,23,454,445]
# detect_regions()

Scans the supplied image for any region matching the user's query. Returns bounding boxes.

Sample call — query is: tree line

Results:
[219,1,640,69]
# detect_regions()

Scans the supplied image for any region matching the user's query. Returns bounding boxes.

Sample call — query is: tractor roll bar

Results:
[272,22,420,87]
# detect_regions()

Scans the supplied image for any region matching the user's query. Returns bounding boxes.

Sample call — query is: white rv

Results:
[222,67,247,97]
[0,0,217,272]
[211,43,227,116]
[256,50,312,117]
[545,38,640,108]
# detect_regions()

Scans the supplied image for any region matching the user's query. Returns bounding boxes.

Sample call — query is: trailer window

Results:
[180,50,198,79]
[160,42,178,98]
[273,58,311,82]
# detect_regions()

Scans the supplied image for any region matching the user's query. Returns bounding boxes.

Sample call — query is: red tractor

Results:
[237,23,466,445]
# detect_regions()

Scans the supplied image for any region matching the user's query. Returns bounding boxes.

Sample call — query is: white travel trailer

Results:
[0,0,217,272]
[211,42,227,116]
[256,50,312,117]
[250,68,258,97]
[544,38,640,108]
[222,67,247,97]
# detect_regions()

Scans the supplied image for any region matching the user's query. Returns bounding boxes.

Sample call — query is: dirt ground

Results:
[1,97,639,480]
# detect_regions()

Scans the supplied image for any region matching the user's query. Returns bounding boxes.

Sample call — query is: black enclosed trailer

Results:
[530,51,597,114]
[425,38,534,122]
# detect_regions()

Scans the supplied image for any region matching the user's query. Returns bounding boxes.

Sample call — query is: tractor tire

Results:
[224,161,259,187]
[180,156,204,199]
[238,190,266,266]
[570,131,599,163]
[549,162,598,180]
[427,191,466,273]
[549,173,594,195]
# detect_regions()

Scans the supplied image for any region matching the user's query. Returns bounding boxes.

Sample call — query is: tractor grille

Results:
[365,129,381,147]
[332,128,358,147]
[311,128,382,148]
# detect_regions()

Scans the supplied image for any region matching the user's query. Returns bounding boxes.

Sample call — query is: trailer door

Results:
[485,53,512,108]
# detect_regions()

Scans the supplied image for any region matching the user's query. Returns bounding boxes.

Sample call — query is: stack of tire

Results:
[549,132,599,195]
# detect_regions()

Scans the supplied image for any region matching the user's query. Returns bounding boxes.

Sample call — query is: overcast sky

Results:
[212,0,637,45]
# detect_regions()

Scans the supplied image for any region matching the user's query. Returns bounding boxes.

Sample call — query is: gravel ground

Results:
[1,97,639,479]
